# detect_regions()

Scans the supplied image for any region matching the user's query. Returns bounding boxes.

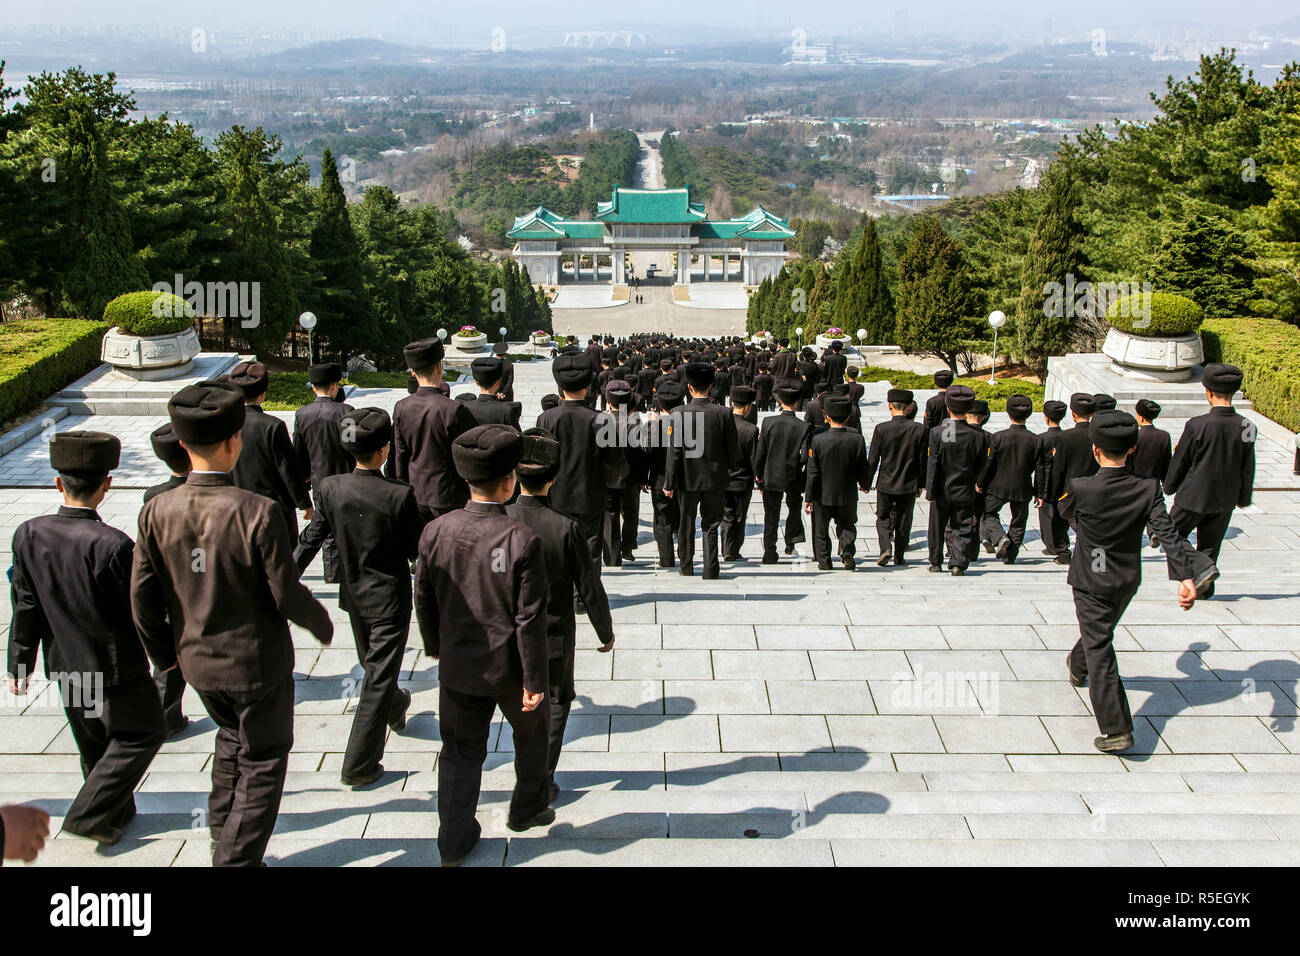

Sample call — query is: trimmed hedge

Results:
[1201,317,1300,432]
[103,290,196,337]
[1106,291,1203,337]
[855,365,1045,412]
[0,319,109,424]
[262,370,462,411]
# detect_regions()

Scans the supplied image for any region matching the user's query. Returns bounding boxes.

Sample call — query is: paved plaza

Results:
[2,357,1299,867]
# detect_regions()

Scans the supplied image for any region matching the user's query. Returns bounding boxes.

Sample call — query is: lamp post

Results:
[299,311,317,363]
[436,328,448,342]
[498,326,508,346]
[987,310,1006,385]
[795,326,803,349]
[856,328,867,353]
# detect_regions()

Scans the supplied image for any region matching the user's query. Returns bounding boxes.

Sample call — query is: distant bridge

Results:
[561,30,652,48]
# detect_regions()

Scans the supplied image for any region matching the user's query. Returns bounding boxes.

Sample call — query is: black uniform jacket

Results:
[866,416,928,495]
[8,508,148,686]
[1033,427,1065,499]
[498,360,515,403]
[752,372,774,407]
[457,392,523,428]
[142,474,187,504]
[979,424,1040,502]
[505,495,614,658]
[926,419,991,503]
[923,390,949,433]
[754,410,806,492]
[296,468,424,618]
[131,473,333,693]
[1060,467,1199,594]
[1164,406,1256,511]
[727,415,759,492]
[414,501,549,696]
[806,427,871,507]
[232,404,312,516]
[1048,421,1100,502]
[665,397,740,493]
[538,399,619,516]
[822,351,848,387]
[293,395,355,486]
[1130,424,1172,482]
[770,349,798,384]
[391,386,477,514]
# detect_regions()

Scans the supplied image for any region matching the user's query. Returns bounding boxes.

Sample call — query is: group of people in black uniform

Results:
[1,326,1257,866]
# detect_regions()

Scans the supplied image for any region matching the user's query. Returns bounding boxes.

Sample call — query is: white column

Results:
[704,252,710,282]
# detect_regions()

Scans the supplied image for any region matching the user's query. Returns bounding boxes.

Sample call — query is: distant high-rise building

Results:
[893,10,907,44]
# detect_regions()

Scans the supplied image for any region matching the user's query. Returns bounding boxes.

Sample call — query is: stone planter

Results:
[451,332,488,353]
[751,333,774,347]
[101,326,201,381]
[529,333,552,346]
[815,334,852,350]
[1101,327,1204,383]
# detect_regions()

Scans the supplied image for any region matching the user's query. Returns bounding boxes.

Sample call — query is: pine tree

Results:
[1151,206,1255,318]
[832,215,894,344]
[894,217,980,371]
[307,148,373,364]
[1016,167,1088,379]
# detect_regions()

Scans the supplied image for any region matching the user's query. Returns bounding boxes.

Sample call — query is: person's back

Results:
[756,409,805,490]
[981,422,1039,502]
[392,386,476,515]
[1063,469,1168,594]
[537,399,606,515]
[927,420,989,504]
[1165,406,1255,512]
[668,395,738,492]
[867,415,927,495]
[1131,423,1172,481]
[294,393,354,484]
[807,426,869,507]
[1049,396,1101,502]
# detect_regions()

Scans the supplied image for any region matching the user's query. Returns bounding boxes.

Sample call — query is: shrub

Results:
[261,369,464,411]
[1201,317,1300,431]
[0,319,109,424]
[103,291,196,337]
[1105,291,1203,337]
[856,365,1045,412]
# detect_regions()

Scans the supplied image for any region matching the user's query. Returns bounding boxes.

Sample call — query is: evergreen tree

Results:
[1151,206,1255,318]
[1016,167,1088,380]
[307,148,373,363]
[832,215,894,344]
[895,217,980,371]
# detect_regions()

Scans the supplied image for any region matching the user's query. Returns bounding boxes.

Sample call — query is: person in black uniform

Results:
[292,362,354,584]
[796,348,818,409]
[601,383,639,566]
[963,398,993,564]
[804,396,871,570]
[507,429,615,802]
[132,381,333,866]
[1059,410,1218,753]
[923,369,955,434]
[414,425,553,866]
[754,384,808,562]
[1131,398,1172,481]
[295,408,423,787]
[664,362,740,579]
[7,432,165,846]
[845,366,865,408]
[821,340,848,387]
[722,385,759,561]
[753,363,775,412]
[228,361,313,546]
[1046,393,1100,564]
[770,339,797,386]
[1164,363,1256,591]
[646,380,685,568]
[142,423,192,737]
[538,352,617,578]
[492,341,515,402]
[1034,399,1069,557]
[391,338,478,520]
[926,385,989,575]
[976,394,1039,564]
[866,388,928,566]
[458,356,523,428]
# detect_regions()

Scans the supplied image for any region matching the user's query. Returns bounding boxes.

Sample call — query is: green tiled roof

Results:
[508,206,607,241]
[595,187,707,223]
[690,205,795,241]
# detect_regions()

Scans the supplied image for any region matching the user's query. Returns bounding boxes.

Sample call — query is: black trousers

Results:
[943,498,979,570]
[965,492,986,563]
[561,509,604,581]
[928,498,950,568]
[153,664,187,733]
[603,485,640,565]
[650,473,679,565]
[547,651,576,785]
[1070,587,1137,736]
[437,682,551,862]
[1039,496,1071,555]
[981,495,1030,561]
[811,503,857,565]
[62,675,165,837]
[294,488,341,583]
[876,491,915,561]
[721,487,753,558]
[342,609,411,778]
[760,487,805,554]
[196,676,294,867]
[1170,504,1233,565]
[677,489,725,578]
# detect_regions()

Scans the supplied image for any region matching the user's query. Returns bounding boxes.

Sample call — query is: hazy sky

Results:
[4,0,1298,37]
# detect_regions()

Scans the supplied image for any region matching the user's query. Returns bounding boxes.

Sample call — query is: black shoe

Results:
[982,540,996,554]
[1054,552,1072,566]
[950,566,966,576]
[341,765,384,788]
[894,558,907,567]
[507,806,556,833]
[723,553,741,561]
[1002,556,1016,565]
[1041,547,1056,556]
[761,551,779,565]
[1149,540,1161,550]
[1193,564,1220,599]
[440,831,480,868]
[66,824,123,847]
[1067,653,1087,687]
[928,565,943,573]
[549,781,560,803]
[621,549,636,562]
[816,561,833,571]
[842,556,855,572]
[784,544,796,555]
[1094,732,1135,754]
[679,566,695,576]
[876,553,891,567]
[387,688,412,732]
[995,537,1011,560]
[165,715,190,738]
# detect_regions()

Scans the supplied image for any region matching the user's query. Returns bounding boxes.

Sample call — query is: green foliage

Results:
[1106,291,1204,336]
[894,216,982,370]
[1150,207,1255,318]
[103,290,195,335]
[0,319,107,423]
[306,148,375,361]
[852,364,1043,411]
[1200,316,1300,430]
[831,215,894,345]
[1016,167,1087,379]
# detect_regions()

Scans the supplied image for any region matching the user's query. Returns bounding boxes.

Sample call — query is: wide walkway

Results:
[1,356,1298,866]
